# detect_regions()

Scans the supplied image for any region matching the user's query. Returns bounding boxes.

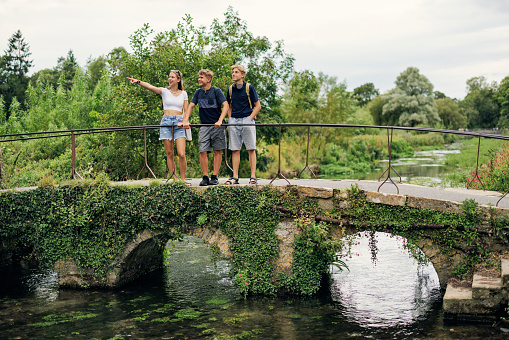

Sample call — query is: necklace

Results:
[169,88,180,95]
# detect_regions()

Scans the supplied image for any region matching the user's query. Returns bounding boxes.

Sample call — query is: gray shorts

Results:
[228,116,256,150]
[199,126,226,153]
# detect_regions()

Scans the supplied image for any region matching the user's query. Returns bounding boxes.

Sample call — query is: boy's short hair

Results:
[231,64,246,75]
[198,69,214,80]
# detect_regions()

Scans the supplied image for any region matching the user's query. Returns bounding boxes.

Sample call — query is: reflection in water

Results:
[332,232,441,328]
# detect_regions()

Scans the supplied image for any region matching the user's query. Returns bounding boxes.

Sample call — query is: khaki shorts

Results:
[228,116,256,151]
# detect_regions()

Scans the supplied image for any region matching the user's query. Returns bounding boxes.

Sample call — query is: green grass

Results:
[442,137,509,188]
[445,137,506,168]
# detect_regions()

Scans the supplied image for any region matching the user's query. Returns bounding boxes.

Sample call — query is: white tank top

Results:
[160,88,188,112]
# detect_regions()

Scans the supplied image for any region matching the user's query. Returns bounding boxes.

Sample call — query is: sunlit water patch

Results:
[331,232,441,328]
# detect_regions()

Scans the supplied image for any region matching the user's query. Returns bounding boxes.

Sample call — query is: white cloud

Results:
[1,0,508,99]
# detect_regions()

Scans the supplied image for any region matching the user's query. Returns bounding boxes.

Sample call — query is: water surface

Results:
[1,234,507,339]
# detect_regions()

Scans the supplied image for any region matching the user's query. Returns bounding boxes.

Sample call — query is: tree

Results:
[436,97,467,130]
[375,67,441,127]
[0,30,33,114]
[495,76,509,128]
[30,68,59,89]
[282,70,357,138]
[86,56,108,91]
[460,76,499,129]
[353,83,379,106]
[55,50,79,91]
[368,92,391,125]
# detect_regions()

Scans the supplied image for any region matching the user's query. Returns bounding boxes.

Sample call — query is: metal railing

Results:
[1,123,509,205]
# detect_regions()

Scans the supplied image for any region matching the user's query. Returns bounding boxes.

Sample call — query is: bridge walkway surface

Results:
[6,178,509,209]
[110,178,509,210]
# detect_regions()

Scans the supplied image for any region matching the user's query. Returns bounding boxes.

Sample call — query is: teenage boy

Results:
[225,64,261,185]
[182,69,229,186]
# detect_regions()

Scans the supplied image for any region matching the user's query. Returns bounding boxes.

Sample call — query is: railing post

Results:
[137,127,156,180]
[298,125,317,179]
[269,124,290,185]
[0,143,4,180]
[378,127,400,194]
[71,130,83,180]
[466,135,486,191]
[223,125,233,174]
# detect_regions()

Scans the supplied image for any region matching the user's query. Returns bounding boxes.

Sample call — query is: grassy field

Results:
[442,136,509,188]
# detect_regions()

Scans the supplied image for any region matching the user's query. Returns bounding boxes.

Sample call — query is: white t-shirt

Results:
[160,88,188,112]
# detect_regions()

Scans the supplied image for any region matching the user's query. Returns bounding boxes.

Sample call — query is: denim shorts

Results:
[228,116,256,150]
[159,115,186,140]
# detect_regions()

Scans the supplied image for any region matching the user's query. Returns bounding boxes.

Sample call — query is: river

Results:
[1,233,507,339]
[321,147,462,187]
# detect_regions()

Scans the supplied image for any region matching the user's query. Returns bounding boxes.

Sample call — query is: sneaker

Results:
[199,175,209,186]
[209,175,219,185]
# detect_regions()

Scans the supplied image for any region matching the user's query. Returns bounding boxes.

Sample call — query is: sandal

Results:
[249,177,258,185]
[225,177,239,185]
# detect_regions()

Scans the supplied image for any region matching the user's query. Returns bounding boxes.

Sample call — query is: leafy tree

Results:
[282,70,358,142]
[282,70,320,122]
[0,30,33,114]
[433,91,446,99]
[367,92,391,126]
[460,76,499,129]
[29,68,59,89]
[86,56,108,91]
[495,76,509,128]
[55,50,79,91]
[436,97,467,130]
[353,83,379,106]
[376,67,440,127]
[107,46,128,75]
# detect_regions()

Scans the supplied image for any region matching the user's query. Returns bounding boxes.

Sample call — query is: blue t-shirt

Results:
[190,86,227,124]
[226,82,259,118]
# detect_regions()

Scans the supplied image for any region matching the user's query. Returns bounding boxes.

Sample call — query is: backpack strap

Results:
[245,83,252,109]
[228,84,233,99]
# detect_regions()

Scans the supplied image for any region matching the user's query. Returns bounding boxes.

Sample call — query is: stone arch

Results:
[55,230,170,289]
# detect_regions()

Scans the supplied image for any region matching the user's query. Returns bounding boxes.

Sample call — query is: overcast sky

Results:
[1,0,508,99]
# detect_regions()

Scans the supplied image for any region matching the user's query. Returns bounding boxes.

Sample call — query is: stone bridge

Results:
[3,179,509,319]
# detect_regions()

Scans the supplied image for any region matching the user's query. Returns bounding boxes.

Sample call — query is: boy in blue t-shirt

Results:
[182,69,229,186]
[225,64,261,185]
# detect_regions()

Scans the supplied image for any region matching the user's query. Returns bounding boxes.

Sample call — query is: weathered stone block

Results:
[472,273,503,309]
[407,196,463,214]
[443,284,501,315]
[275,221,299,275]
[365,191,406,206]
[443,285,473,314]
[296,186,333,199]
[190,226,231,258]
[317,198,334,210]
[502,258,509,287]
